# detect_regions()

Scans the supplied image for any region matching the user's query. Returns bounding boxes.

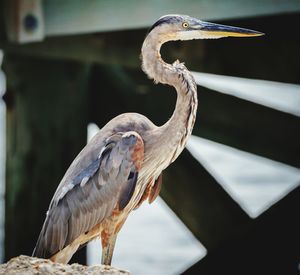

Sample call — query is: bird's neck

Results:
[141,32,198,164]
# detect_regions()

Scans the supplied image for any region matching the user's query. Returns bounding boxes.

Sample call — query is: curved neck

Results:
[141,31,198,164]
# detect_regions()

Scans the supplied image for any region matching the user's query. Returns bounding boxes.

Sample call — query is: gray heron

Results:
[33,14,263,265]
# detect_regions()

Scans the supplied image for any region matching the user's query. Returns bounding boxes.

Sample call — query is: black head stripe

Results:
[148,15,180,33]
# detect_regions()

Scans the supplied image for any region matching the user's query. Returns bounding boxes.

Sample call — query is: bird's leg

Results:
[101,231,118,265]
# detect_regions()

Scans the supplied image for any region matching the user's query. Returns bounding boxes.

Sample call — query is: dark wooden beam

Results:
[162,150,250,250]
[19,0,300,37]
[2,0,300,42]
[0,32,142,68]
[195,88,300,168]
[184,186,300,275]
[3,55,90,263]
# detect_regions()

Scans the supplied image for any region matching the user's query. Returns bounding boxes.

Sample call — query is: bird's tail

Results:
[32,218,51,259]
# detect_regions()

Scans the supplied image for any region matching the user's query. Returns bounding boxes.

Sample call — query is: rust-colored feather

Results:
[148,173,163,204]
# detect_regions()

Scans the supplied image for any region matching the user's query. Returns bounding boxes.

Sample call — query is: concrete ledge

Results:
[0,255,130,275]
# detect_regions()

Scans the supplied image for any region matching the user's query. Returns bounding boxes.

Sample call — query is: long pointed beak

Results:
[199,21,264,37]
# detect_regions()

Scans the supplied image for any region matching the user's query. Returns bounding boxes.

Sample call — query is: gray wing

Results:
[33,131,144,259]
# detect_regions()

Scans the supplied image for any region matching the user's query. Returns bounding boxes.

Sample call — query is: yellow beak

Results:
[199,21,264,38]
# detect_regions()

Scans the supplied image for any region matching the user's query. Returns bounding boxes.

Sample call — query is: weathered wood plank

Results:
[3,55,90,263]
[43,0,300,36]
[4,0,44,43]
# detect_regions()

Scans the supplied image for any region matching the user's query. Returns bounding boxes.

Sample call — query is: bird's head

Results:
[148,14,264,42]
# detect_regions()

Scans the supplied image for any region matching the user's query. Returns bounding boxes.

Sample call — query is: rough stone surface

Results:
[0,255,130,275]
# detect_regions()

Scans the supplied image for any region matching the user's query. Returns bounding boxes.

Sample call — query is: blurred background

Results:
[0,1,300,274]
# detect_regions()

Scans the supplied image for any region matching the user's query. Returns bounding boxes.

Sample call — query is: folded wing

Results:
[33,131,144,259]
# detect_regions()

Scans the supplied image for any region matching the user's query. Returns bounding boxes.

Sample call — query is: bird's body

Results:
[33,14,262,265]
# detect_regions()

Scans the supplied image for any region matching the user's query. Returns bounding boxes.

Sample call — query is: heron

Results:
[33,14,263,265]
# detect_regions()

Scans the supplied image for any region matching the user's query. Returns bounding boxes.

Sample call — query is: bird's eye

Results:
[182,22,189,28]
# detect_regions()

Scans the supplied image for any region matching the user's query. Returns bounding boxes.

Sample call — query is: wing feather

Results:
[33,131,144,259]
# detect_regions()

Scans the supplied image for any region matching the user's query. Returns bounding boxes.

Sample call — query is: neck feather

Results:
[141,31,198,164]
